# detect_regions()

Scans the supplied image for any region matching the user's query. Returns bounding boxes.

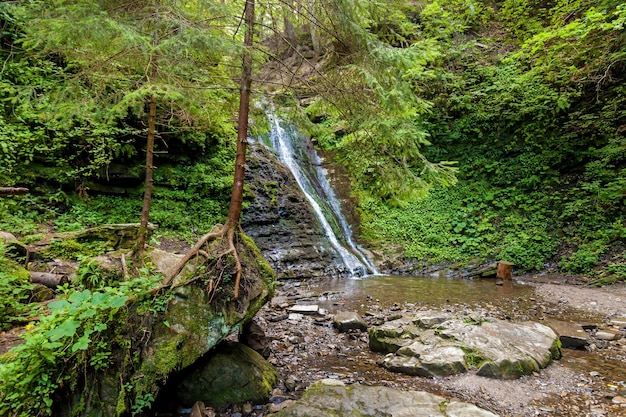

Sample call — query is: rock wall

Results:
[242,144,343,279]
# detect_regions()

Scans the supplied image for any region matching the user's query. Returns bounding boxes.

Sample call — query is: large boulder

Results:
[273,379,498,417]
[370,310,561,379]
[173,342,277,407]
[51,232,276,417]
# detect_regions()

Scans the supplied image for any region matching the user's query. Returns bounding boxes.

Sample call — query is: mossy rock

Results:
[173,341,277,407]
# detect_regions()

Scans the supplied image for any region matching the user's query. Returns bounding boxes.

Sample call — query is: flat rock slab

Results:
[546,319,589,349]
[289,304,319,314]
[273,379,498,417]
[370,310,561,379]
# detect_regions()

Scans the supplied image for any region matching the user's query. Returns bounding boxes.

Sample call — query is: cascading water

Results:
[264,113,379,277]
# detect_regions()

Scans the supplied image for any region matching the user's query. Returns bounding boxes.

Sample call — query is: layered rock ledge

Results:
[369,310,561,379]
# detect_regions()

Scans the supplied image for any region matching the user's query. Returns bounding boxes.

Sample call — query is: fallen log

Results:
[30,272,68,288]
[0,187,29,197]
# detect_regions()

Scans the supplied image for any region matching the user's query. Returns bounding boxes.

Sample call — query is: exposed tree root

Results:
[162,224,244,299]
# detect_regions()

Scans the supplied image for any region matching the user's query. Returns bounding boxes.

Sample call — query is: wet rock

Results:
[174,342,277,407]
[268,399,296,413]
[289,304,319,314]
[271,379,498,417]
[242,145,343,279]
[240,320,269,359]
[370,310,561,379]
[332,311,367,332]
[609,317,626,328]
[596,330,622,341]
[546,319,589,349]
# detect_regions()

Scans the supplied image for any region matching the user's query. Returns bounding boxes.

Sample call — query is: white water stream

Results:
[265,114,379,277]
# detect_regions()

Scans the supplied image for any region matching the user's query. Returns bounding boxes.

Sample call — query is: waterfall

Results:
[264,113,379,277]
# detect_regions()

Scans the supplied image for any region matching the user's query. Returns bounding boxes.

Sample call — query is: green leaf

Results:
[71,334,90,352]
[79,308,96,319]
[69,289,91,304]
[93,323,107,332]
[46,319,79,341]
[48,299,70,312]
[108,295,128,309]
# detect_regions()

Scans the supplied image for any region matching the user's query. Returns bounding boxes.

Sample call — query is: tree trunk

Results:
[283,0,297,45]
[308,0,320,54]
[138,94,157,252]
[497,261,513,281]
[0,187,28,197]
[225,0,255,229]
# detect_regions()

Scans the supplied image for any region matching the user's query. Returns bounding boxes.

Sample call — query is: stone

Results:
[239,319,269,358]
[596,330,622,341]
[30,283,54,302]
[386,343,467,377]
[546,319,589,348]
[612,396,626,404]
[242,403,253,416]
[268,400,296,413]
[610,317,626,327]
[370,310,561,379]
[190,401,205,417]
[272,379,498,417]
[174,342,278,407]
[289,304,319,314]
[288,313,304,321]
[332,311,367,332]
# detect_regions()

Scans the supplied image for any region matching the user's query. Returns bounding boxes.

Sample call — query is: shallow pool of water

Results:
[301,274,534,314]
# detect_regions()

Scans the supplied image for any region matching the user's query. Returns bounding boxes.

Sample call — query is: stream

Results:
[259,275,626,417]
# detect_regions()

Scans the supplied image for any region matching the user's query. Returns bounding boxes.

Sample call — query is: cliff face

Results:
[242,144,343,279]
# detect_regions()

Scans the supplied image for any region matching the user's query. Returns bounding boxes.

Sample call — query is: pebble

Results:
[267,400,295,413]
[613,396,626,404]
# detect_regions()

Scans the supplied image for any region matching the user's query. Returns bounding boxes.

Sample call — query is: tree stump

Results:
[497,261,514,280]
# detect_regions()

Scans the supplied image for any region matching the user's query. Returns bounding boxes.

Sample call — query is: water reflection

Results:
[305,275,534,313]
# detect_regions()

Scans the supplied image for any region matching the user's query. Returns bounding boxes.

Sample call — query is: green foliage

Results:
[0,272,162,416]
[0,0,240,198]
[0,244,37,331]
[351,0,625,274]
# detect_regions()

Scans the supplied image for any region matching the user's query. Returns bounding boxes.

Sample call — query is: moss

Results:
[460,346,488,369]
[239,232,276,285]
[550,338,562,360]
[152,335,186,377]
[477,358,538,379]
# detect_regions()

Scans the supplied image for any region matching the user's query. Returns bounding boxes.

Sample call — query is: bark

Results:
[308,0,320,54]
[497,261,514,280]
[30,272,67,288]
[225,0,255,229]
[163,0,255,300]
[283,0,297,45]
[138,94,157,253]
[0,187,28,197]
